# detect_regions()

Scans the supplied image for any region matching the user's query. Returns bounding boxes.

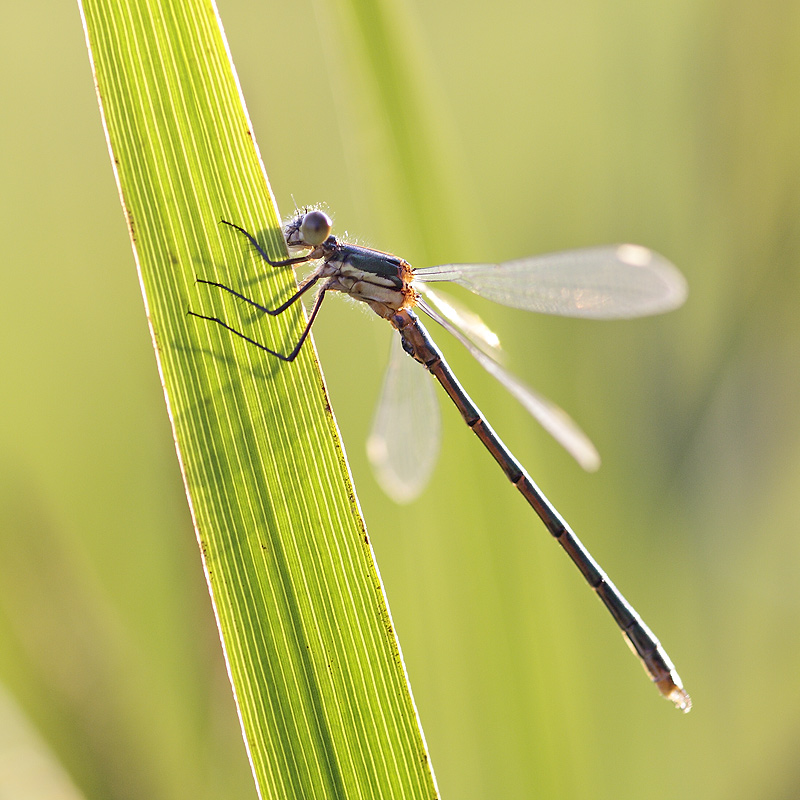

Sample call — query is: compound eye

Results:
[300,210,332,246]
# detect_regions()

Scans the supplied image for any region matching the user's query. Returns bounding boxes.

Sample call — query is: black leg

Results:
[220,219,313,268]
[189,289,327,362]
[195,274,320,316]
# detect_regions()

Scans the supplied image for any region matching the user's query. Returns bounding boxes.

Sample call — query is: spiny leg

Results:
[195,274,320,316]
[189,289,327,362]
[220,218,313,268]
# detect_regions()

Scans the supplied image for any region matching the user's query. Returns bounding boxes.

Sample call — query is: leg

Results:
[196,274,320,316]
[220,219,313,268]
[189,289,327,362]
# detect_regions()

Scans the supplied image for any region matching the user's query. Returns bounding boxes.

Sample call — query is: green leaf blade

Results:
[79,0,437,797]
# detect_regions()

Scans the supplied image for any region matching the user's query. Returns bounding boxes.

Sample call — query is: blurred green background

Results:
[2,0,799,798]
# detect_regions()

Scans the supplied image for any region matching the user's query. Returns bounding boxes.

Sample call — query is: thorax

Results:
[320,241,418,319]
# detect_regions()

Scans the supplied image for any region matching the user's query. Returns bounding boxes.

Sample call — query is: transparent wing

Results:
[415,244,687,319]
[418,299,601,471]
[366,334,442,503]
[418,285,503,359]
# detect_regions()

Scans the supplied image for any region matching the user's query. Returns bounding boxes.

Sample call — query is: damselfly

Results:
[190,210,691,711]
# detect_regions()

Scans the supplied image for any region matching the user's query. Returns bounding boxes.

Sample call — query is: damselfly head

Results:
[284,209,333,249]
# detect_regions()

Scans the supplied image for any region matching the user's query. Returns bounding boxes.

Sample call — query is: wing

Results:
[417,285,502,358]
[366,334,442,503]
[417,299,601,471]
[415,244,687,319]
